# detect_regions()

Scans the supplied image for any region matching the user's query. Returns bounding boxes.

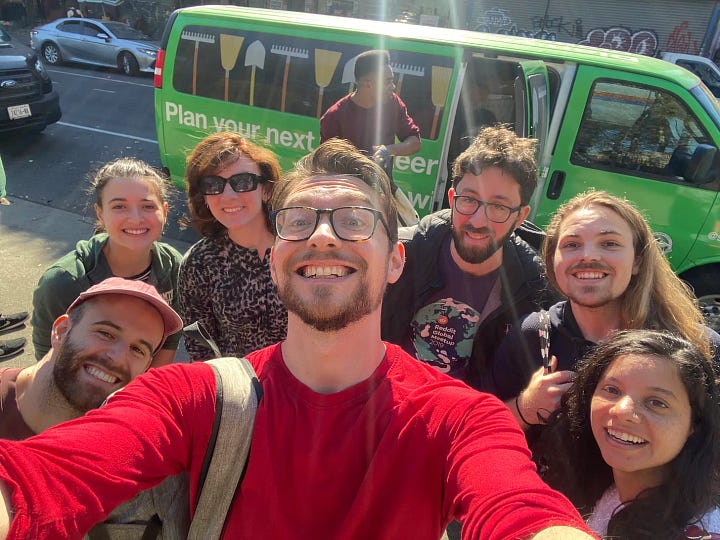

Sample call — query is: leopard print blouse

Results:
[178,233,287,361]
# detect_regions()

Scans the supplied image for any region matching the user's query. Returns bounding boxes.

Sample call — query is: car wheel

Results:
[683,266,720,332]
[41,43,61,65]
[118,52,139,76]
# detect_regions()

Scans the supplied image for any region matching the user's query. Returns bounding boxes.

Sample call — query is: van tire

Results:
[118,52,139,76]
[683,266,720,332]
[41,43,61,65]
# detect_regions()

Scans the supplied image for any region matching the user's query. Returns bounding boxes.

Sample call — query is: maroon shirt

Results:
[320,93,420,154]
[0,368,35,440]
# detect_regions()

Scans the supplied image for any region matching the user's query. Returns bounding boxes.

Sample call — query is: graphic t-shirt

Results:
[408,238,498,378]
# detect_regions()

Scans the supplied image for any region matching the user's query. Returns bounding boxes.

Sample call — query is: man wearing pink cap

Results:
[0,276,182,439]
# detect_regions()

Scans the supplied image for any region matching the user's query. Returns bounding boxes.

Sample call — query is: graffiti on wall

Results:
[474,7,583,41]
[578,27,658,56]
[665,21,700,55]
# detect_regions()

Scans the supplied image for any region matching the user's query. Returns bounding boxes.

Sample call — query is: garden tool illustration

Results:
[219,34,244,101]
[180,30,216,95]
[314,48,342,117]
[391,62,425,97]
[430,66,452,139]
[341,54,358,94]
[270,44,309,112]
[244,40,266,106]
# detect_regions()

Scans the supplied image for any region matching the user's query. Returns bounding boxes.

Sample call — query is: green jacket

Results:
[31,233,183,359]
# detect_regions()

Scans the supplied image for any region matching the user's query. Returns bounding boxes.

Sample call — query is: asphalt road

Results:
[0,62,199,245]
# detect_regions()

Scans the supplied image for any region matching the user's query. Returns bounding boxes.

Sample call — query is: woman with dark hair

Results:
[538,329,720,539]
[178,132,287,361]
[32,158,182,367]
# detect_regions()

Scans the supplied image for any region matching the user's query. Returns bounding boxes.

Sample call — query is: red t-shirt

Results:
[0,343,592,539]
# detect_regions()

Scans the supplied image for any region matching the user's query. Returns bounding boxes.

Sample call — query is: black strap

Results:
[195,367,224,506]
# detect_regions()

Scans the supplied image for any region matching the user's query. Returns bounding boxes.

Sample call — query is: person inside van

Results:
[178,132,287,361]
[536,329,720,539]
[491,191,720,434]
[320,49,421,179]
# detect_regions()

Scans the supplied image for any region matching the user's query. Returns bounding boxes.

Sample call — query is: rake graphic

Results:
[181,31,216,96]
[391,63,425,97]
[270,45,309,112]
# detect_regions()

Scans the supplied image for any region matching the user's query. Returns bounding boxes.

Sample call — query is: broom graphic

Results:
[219,34,245,101]
[314,49,342,117]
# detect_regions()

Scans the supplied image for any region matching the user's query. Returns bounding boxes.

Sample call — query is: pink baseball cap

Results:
[67,277,183,351]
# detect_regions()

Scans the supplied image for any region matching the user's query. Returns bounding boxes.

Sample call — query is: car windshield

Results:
[103,22,151,41]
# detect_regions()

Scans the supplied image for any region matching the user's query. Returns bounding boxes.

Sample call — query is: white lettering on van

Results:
[393,155,438,176]
[211,117,261,138]
[165,102,207,129]
[265,128,316,152]
[407,192,431,209]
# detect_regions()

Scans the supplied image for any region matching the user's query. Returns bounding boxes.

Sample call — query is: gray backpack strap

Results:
[188,357,260,540]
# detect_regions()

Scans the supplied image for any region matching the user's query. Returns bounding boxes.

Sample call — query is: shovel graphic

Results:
[314,49,342,117]
[270,45,309,112]
[430,66,452,139]
[219,34,244,101]
[244,40,265,107]
[391,62,425,97]
[181,30,216,96]
[341,55,358,94]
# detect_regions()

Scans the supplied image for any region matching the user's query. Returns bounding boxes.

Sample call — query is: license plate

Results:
[8,104,31,120]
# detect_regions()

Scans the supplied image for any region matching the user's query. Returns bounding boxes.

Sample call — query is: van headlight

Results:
[35,57,49,79]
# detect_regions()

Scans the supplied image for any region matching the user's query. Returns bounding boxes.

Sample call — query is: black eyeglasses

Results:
[271,206,390,242]
[453,195,522,223]
[199,172,265,195]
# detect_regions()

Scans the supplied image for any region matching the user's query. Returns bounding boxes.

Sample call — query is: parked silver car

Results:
[30,18,158,76]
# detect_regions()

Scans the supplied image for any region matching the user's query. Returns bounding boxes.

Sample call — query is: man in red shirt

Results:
[0,140,595,540]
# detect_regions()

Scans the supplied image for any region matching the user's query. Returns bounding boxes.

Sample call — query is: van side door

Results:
[536,65,719,268]
[515,60,551,159]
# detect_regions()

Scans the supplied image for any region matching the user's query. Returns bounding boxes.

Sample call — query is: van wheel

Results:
[118,52,139,76]
[42,43,61,65]
[683,266,720,332]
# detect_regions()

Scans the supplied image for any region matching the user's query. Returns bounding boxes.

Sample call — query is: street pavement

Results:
[0,196,192,368]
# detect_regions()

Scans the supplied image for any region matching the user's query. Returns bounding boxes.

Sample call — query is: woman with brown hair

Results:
[178,132,287,361]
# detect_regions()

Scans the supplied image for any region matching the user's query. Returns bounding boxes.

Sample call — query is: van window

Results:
[170,25,454,140]
[571,80,718,189]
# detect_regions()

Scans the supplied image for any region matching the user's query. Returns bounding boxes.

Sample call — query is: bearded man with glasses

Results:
[382,125,558,390]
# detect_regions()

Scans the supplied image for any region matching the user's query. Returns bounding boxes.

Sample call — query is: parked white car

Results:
[30,18,158,76]
[661,52,720,99]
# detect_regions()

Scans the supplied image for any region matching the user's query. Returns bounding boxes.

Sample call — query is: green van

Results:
[154,6,720,329]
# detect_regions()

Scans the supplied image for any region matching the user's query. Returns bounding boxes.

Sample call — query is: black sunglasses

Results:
[200,172,265,195]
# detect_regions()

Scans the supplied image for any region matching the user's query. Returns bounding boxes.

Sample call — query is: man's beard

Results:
[277,260,387,332]
[52,335,127,414]
[451,222,515,265]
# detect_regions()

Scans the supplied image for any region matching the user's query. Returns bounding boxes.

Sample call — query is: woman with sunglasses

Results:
[179,132,287,361]
[537,330,720,539]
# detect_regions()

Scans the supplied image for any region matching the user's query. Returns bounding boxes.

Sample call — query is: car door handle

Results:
[546,170,566,200]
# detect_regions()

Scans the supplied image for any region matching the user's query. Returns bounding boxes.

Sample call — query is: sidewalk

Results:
[0,196,192,368]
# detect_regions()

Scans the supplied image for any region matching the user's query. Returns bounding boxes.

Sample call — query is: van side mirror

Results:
[685,144,717,184]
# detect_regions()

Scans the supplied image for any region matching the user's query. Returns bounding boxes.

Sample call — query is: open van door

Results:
[514,60,550,158]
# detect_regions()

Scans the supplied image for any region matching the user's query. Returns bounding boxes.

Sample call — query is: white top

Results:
[587,484,720,537]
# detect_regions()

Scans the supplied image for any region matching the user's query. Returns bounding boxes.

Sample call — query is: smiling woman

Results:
[536,330,720,540]
[178,132,287,361]
[31,158,183,367]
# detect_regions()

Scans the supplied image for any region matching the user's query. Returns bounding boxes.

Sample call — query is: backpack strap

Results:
[188,357,261,540]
